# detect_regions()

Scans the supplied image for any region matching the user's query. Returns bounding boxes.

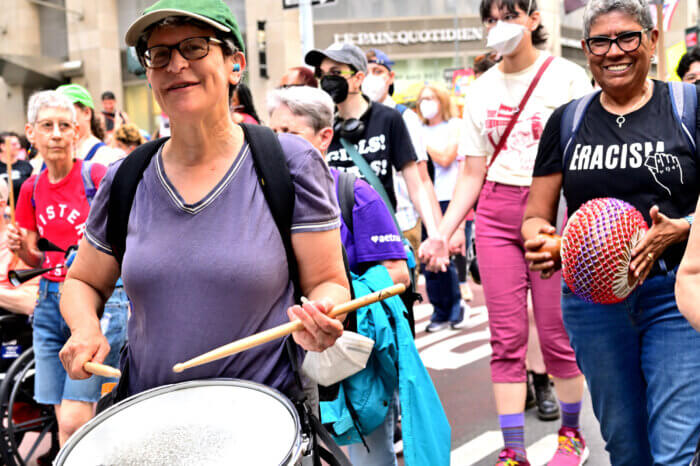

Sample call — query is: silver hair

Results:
[583,0,654,38]
[267,86,335,133]
[26,90,76,124]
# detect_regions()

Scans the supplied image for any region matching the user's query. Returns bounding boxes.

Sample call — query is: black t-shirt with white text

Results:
[327,101,418,209]
[0,160,33,202]
[534,80,700,271]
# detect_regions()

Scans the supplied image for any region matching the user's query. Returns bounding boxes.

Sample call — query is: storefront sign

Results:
[315,16,487,57]
[333,27,482,46]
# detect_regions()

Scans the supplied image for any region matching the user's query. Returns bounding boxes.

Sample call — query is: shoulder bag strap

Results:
[338,138,402,235]
[486,55,555,175]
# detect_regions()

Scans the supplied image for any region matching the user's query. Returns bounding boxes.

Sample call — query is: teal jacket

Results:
[320,266,451,466]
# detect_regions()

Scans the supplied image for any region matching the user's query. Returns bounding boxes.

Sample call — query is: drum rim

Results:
[54,378,304,465]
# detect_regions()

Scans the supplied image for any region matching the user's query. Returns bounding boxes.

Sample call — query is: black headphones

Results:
[334,99,372,143]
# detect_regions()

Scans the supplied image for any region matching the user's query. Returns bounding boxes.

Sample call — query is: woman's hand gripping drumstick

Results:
[84,361,121,378]
[173,283,406,373]
[60,325,121,379]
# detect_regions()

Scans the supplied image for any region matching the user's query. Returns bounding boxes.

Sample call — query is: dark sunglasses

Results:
[142,36,223,69]
[585,29,648,56]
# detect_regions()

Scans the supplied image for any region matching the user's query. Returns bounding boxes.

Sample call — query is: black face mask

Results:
[321,75,349,104]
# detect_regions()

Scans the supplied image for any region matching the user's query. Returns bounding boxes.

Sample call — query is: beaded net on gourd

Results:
[561,198,648,304]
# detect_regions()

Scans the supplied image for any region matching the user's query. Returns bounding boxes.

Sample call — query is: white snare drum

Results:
[54,379,305,465]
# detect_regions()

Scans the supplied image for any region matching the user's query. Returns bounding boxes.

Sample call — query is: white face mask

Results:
[486,21,526,56]
[361,74,389,102]
[420,100,439,120]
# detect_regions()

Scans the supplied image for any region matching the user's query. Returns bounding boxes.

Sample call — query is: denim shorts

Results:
[33,279,128,405]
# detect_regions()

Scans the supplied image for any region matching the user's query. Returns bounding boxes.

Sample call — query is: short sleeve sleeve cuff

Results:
[280,134,341,234]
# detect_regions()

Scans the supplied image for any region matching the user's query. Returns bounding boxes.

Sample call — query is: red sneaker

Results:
[548,426,590,465]
[496,448,530,465]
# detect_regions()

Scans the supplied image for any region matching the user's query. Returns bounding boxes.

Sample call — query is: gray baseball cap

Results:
[304,42,368,73]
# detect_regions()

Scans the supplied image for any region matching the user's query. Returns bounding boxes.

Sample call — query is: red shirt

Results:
[16,159,106,281]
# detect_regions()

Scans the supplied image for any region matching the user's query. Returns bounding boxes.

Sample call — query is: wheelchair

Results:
[0,310,59,466]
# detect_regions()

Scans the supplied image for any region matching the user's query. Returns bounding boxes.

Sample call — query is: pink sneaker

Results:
[548,426,590,465]
[496,448,530,465]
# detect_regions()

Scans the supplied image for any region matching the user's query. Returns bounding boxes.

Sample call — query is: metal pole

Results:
[299,0,315,57]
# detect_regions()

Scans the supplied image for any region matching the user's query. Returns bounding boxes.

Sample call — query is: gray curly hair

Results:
[583,0,654,38]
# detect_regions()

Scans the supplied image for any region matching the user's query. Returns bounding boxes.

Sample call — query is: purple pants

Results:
[475,181,580,383]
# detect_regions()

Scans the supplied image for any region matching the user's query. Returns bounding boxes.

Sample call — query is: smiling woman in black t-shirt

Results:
[521,0,700,464]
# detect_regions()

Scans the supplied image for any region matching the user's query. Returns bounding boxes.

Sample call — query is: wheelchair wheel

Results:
[0,348,58,466]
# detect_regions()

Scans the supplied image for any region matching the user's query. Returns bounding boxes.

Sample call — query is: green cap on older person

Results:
[56,84,95,109]
[125,0,245,53]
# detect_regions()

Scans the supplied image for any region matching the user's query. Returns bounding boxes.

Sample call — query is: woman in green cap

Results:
[58,0,350,419]
[56,83,123,167]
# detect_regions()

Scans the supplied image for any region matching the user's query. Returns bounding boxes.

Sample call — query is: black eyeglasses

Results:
[142,36,223,69]
[585,29,648,56]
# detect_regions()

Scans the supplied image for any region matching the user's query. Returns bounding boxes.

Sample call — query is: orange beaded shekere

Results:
[561,198,648,304]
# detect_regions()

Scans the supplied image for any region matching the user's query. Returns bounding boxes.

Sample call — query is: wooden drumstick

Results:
[173,283,406,373]
[3,139,15,225]
[84,361,122,378]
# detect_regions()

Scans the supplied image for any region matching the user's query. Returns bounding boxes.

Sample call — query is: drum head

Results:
[55,379,302,465]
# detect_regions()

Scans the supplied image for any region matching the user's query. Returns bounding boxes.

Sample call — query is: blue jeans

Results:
[425,201,461,323]
[562,268,700,466]
[33,279,129,405]
[347,391,398,466]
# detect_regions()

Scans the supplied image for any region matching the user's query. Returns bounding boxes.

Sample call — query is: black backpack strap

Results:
[106,137,169,267]
[240,123,301,301]
[337,171,356,234]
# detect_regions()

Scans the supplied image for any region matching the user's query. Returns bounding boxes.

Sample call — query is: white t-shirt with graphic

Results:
[460,52,591,186]
[424,118,462,202]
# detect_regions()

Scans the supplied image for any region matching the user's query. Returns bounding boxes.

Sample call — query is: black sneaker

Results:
[532,372,560,421]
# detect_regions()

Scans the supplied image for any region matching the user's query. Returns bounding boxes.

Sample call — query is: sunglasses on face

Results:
[142,36,223,69]
[315,69,356,79]
[585,29,648,56]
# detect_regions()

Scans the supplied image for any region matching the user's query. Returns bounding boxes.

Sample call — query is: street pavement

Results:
[403,279,611,466]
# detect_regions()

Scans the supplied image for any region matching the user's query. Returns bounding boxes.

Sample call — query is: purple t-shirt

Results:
[85,134,340,396]
[330,169,405,274]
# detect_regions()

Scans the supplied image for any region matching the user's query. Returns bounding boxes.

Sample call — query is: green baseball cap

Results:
[56,84,95,109]
[125,0,245,53]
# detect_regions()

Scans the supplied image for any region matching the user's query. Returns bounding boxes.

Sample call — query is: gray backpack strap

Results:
[667,81,697,153]
[80,160,97,205]
[560,91,600,170]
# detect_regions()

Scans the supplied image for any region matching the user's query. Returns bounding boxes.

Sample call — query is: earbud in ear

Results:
[233,64,240,72]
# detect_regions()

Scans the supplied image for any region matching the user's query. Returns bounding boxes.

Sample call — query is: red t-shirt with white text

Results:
[16,159,106,281]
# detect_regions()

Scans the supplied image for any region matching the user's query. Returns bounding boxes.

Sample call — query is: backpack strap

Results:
[85,141,106,161]
[31,173,40,209]
[80,160,97,206]
[106,137,169,266]
[239,123,301,301]
[337,171,356,234]
[667,81,697,153]
[560,90,600,169]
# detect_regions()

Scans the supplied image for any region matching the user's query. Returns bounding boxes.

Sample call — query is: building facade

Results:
[1,0,697,132]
